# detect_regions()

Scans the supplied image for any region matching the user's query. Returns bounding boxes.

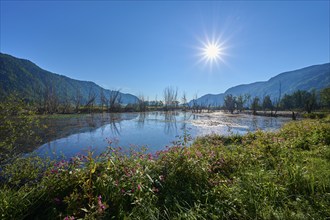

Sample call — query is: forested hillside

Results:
[0,53,138,105]
[192,63,330,107]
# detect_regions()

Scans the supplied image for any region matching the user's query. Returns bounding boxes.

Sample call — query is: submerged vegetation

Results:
[1,112,329,219]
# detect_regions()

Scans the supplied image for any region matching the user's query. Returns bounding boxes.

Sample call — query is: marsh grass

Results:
[1,118,330,219]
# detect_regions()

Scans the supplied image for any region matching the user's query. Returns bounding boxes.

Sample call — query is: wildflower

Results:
[137,184,141,191]
[159,175,165,181]
[98,195,106,213]
[51,169,58,174]
[64,216,75,220]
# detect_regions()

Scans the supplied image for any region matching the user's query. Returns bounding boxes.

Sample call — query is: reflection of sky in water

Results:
[35,112,291,159]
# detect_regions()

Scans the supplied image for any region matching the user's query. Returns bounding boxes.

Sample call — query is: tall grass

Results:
[1,118,329,219]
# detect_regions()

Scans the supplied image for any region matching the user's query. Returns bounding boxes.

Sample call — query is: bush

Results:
[0,95,39,165]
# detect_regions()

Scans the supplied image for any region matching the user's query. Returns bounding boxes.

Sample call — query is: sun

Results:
[196,37,226,70]
[203,43,221,61]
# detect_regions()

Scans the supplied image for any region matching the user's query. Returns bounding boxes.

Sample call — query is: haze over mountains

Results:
[0,52,329,106]
[0,53,139,104]
[190,63,330,107]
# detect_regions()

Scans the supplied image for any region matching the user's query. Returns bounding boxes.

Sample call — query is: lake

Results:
[34,111,291,158]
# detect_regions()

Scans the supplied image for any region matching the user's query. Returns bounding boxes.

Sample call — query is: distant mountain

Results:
[190,63,330,107]
[0,53,139,104]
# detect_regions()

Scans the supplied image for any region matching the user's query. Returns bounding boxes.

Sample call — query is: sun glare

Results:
[203,43,221,60]
[197,36,227,70]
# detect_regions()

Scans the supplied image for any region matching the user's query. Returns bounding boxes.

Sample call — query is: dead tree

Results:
[61,87,71,113]
[100,89,108,111]
[138,94,147,112]
[34,84,45,113]
[163,86,178,111]
[274,81,282,116]
[181,91,188,111]
[85,87,96,113]
[109,89,121,112]
[191,93,199,113]
[44,83,59,114]
[74,88,82,113]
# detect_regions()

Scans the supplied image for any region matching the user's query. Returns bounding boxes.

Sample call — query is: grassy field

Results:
[1,117,330,219]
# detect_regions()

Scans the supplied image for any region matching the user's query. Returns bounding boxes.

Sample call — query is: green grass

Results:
[1,118,330,219]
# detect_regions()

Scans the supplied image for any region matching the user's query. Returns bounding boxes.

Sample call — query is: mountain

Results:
[190,63,330,107]
[0,53,139,104]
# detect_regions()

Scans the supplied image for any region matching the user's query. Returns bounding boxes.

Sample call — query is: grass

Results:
[1,117,330,219]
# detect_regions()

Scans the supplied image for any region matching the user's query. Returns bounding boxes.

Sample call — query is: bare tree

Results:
[274,81,282,116]
[181,91,188,111]
[85,86,96,113]
[163,86,178,111]
[100,89,108,111]
[34,84,45,113]
[74,88,82,113]
[154,94,159,108]
[138,94,147,112]
[109,89,121,112]
[44,82,59,114]
[61,87,71,113]
[191,93,199,113]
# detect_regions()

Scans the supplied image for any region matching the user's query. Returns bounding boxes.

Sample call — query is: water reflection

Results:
[137,112,147,129]
[108,114,122,136]
[34,111,291,159]
[163,111,177,135]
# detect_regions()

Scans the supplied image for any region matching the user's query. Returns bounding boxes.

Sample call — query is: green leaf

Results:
[81,208,89,213]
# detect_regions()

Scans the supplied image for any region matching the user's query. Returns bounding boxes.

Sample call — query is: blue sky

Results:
[1,1,329,101]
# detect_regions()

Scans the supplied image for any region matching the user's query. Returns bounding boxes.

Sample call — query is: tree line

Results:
[31,83,125,114]
[222,87,330,116]
[4,81,330,115]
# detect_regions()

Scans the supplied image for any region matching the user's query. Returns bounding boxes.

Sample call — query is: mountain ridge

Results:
[1,53,329,107]
[0,53,139,105]
[191,63,330,107]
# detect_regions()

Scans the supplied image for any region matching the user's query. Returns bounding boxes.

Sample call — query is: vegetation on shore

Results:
[1,114,329,219]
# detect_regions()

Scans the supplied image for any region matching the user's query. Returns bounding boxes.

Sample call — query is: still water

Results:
[35,111,291,158]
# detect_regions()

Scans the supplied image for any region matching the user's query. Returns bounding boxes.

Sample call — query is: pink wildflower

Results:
[97,195,106,213]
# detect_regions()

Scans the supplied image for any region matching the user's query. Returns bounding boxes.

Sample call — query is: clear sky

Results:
[1,1,329,101]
